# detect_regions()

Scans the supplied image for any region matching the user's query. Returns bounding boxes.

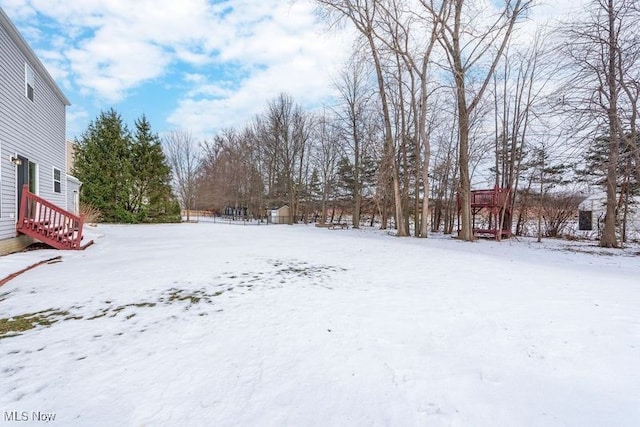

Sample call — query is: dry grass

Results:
[0,309,70,339]
[79,202,102,224]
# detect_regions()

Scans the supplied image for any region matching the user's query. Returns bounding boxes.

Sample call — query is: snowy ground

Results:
[1,223,639,426]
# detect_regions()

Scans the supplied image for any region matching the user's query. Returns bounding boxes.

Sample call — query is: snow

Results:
[1,222,639,426]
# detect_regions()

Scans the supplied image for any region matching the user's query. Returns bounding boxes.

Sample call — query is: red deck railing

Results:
[457,186,513,239]
[470,188,511,208]
[17,185,85,250]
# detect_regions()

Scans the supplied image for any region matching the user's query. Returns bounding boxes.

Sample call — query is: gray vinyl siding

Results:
[66,175,81,215]
[0,9,68,241]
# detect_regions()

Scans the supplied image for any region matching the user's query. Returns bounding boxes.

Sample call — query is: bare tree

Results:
[317,0,407,235]
[492,30,555,240]
[312,111,342,223]
[560,0,639,247]
[256,93,312,224]
[164,129,200,222]
[423,0,533,241]
[379,0,444,237]
[333,54,379,228]
[197,128,265,219]
[429,98,459,234]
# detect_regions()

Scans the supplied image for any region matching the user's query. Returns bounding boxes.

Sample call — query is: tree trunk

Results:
[457,97,473,241]
[366,33,406,236]
[600,0,619,248]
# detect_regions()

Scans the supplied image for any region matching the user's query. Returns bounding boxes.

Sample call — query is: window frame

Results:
[53,167,62,194]
[25,63,35,102]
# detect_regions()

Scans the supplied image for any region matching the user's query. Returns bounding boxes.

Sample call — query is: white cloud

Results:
[166,0,354,137]
[66,106,90,140]
[2,0,352,124]
[4,0,587,142]
[10,0,221,102]
[66,37,170,103]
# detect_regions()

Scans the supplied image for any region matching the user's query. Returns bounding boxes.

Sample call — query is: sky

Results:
[0,0,586,142]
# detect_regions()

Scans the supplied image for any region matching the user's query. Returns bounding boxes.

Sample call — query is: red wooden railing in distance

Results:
[17,185,86,250]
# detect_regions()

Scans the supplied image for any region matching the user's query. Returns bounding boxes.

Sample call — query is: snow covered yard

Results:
[1,223,639,427]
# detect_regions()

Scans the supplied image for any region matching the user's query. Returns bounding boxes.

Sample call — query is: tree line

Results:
[176,0,638,248]
[75,0,640,248]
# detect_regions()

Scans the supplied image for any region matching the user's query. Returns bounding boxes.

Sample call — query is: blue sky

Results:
[0,0,352,140]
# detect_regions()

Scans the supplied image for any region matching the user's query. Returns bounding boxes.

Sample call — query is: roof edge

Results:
[0,7,70,106]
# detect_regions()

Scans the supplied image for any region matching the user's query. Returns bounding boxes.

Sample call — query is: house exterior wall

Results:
[66,140,76,174]
[0,234,34,255]
[0,7,69,251]
[66,175,81,216]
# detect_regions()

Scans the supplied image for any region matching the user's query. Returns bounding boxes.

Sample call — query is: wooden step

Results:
[17,185,87,251]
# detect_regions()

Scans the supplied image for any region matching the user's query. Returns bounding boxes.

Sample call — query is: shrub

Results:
[80,202,102,224]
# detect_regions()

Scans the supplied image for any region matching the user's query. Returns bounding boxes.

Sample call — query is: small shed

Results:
[576,188,640,238]
[578,190,605,232]
[268,205,290,224]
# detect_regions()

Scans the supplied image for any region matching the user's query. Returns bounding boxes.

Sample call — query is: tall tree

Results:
[73,110,180,223]
[258,93,311,224]
[560,0,640,247]
[377,0,443,237]
[312,110,342,223]
[317,0,407,235]
[130,115,180,223]
[164,130,200,222]
[334,54,382,228]
[424,0,533,240]
[492,30,553,239]
[73,109,133,222]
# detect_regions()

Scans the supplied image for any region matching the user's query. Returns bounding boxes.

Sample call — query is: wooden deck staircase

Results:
[16,185,91,250]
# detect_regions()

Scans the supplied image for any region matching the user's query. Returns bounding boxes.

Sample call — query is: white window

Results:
[53,168,61,193]
[25,63,35,101]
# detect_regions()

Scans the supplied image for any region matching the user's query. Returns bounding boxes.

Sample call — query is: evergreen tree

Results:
[73,110,180,223]
[336,155,378,205]
[131,115,181,223]
[577,133,639,192]
[73,109,133,222]
[526,146,576,239]
[308,168,322,202]
[336,156,355,200]
[577,133,639,242]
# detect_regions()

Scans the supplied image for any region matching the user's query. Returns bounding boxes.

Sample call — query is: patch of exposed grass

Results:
[1,285,239,341]
[163,288,225,305]
[0,309,69,339]
[87,302,158,320]
[132,302,156,308]
[274,261,347,280]
[87,310,109,320]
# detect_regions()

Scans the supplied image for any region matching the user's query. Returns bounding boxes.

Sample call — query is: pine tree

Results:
[577,133,639,242]
[73,110,181,223]
[73,109,133,222]
[336,156,355,200]
[131,115,181,223]
[526,146,576,239]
